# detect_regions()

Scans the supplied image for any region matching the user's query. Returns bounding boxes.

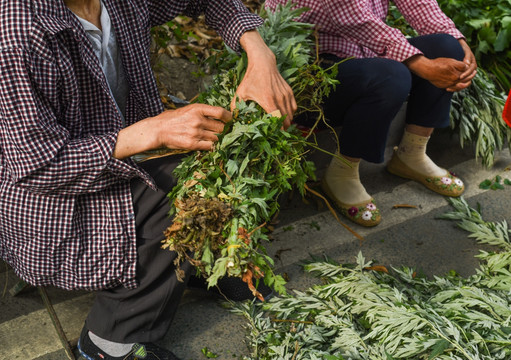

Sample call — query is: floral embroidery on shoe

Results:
[361,211,373,221]
[343,202,380,222]
[366,203,377,211]
[441,177,452,185]
[426,173,464,193]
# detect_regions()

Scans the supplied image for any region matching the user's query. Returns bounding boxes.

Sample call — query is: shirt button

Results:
[128,213,135,219]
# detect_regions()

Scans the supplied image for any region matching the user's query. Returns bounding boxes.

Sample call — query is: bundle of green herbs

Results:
[162,3,339,299]
[232,196,511,359]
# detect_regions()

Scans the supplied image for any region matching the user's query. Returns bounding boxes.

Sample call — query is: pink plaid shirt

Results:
[265,0,464,62]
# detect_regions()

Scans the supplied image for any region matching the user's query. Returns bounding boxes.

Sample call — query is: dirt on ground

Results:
[149,0,263,106]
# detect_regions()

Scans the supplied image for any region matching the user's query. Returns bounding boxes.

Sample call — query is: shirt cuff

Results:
[385,40,424,63]
[102,133,157,190]
[218,12,263,53]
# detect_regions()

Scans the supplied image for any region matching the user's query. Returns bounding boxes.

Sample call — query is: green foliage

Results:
[231,197,511,359]
[436,0,511,92]
[479,174,511,190]
[163,3,338,296]
[450,69,511,168]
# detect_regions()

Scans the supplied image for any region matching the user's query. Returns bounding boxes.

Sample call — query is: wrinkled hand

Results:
[446,39,477,92]
[113,104,231,159]
[405,54,468,90]
[232,30,297,129]
[155,104,232,151]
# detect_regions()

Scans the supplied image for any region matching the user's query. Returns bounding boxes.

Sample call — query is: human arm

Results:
[113,104,231,159]
[394,0,476,91]
[403,39,477,92]
[394,0,463,39]
[318,0,423,62]
[231,30,297,128]
[0,48,229,195]
[149,0,296,126]
[191,0,296,126]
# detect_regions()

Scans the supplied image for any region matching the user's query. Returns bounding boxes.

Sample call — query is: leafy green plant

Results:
[162,3,339,299]
[231,197,511,359]
[479,174,511,190]
[437,0,511,92]
[450,69,511,168]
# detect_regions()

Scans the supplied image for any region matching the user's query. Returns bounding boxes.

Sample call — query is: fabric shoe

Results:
[77,326,181,360]
[387,151,465,197]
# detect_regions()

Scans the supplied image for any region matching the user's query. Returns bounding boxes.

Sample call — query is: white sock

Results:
[89,331,135,357]
[396,130,446,177]
[324,155,372,205]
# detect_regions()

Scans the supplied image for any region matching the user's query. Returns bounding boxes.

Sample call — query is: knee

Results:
[413,34,465,61]
[368,61,412,105]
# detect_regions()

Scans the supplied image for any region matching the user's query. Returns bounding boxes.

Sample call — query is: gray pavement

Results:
[1,111,511,359]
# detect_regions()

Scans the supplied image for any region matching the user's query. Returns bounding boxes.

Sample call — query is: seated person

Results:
[0,0,294,359]
[266,0,477,227]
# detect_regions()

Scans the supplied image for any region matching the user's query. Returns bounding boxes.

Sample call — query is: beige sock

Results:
[396,130,446,177]
[324,155,372,205]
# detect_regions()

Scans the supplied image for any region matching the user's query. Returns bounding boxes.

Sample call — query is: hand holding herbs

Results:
[161,4,338,300]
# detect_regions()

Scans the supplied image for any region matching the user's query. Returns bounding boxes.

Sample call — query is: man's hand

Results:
[404,54,468,90]
[447,39,477,91]
[404,39,477,93]
[113,104,232,159]
[232,30,297,129]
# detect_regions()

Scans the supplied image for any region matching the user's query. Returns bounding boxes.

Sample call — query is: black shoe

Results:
[187,275,273,302]
[77,326,181,360]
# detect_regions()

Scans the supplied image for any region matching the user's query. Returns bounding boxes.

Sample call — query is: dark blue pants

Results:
[309,34,465,163]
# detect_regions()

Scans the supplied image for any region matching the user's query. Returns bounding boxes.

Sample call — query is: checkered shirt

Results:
[0,0,262,290]
[265,0,464,62]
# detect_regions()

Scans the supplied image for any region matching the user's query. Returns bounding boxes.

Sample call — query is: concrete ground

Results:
[1,111,511,359]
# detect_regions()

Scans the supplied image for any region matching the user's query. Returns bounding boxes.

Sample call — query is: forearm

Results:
[240,30,277,70]
[113,117,160,159]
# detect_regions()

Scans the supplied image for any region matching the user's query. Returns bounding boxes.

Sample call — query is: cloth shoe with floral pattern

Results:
[387,152,465,197]
[321,178,381,227]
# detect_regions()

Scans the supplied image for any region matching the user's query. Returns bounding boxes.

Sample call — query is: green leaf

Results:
[479,179,492,189]
[491,182,505,190]
[201,347,218,358]
[428,339,450,359]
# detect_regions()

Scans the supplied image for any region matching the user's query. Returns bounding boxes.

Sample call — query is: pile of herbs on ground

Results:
[161,3,339,300]
[231,197,511,359]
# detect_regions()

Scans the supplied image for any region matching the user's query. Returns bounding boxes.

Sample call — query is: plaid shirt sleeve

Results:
[268,0,464,62]
[318,0,423,62]
[148,0,263,53]
[0,48,145,196]
[395,0,463,41]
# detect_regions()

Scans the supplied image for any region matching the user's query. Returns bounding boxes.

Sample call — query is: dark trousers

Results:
[86,155,193,343]
[303,33,465,163]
